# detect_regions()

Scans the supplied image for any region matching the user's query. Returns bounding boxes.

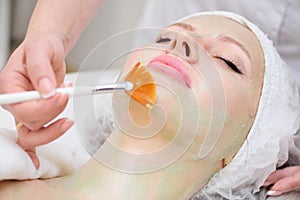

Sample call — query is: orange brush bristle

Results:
[125,62,156,108]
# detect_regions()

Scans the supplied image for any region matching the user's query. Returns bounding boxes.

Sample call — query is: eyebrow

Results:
[171,22,251,60]
[171,22,196,31]
[217,35,251,60]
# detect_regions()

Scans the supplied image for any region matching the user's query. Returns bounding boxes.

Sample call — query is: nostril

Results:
[171,39,177,50]
[166,39,176,53]
[183,42,190,57]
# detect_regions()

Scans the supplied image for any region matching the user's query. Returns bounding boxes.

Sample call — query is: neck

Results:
[45,128,223,199]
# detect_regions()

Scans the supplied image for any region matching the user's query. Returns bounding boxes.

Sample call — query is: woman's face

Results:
[114,15,264,162]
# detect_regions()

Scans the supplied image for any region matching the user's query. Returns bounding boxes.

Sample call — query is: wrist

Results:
[25,0,103,55]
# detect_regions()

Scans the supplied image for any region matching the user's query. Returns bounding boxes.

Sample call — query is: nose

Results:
[166,34,199,63]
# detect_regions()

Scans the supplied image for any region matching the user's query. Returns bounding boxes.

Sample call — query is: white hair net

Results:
[177,11,300,200]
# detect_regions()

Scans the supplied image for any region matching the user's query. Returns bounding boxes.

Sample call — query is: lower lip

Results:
[148,61,191,88]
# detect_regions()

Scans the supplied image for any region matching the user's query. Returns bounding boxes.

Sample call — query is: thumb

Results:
[26,148,40,169]
[24,40,56,98]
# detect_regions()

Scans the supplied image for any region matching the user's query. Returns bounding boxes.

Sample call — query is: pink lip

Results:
[148,55,192,88]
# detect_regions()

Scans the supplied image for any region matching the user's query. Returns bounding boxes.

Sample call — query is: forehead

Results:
[178,15,264,78]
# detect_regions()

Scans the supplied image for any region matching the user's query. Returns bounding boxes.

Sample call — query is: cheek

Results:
[224,81,251,119]
[220,76,255,150]
[196,73,255,160]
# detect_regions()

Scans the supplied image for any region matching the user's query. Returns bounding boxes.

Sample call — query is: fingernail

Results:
[38,77,55,99]
[61,119,74,132]
[266,190,282,196]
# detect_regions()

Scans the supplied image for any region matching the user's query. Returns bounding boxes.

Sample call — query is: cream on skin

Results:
[0,15,264,199]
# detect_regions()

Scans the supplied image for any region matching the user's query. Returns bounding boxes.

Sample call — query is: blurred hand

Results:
[264,166,300,196]
[0,34,69,130]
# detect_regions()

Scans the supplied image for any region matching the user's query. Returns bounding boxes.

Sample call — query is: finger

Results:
[270,172,300,193]
[17,118,74,149]
[24,93,69,130]
[25,148,40,169]
[24,39,57,97]
[12,92,69,130]
[264,166,300,186]
[0,46,33,94]
[54,62,67,86]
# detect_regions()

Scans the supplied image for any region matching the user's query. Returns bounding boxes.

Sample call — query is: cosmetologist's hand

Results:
[0,34,74,167]
[264,166,300,196]
[0,34,70,130]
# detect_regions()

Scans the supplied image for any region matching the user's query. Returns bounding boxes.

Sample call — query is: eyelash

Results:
[216,56,243,75]
[156,37,171,43]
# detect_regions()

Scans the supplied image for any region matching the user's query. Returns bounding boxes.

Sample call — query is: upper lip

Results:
[148,55,192,88]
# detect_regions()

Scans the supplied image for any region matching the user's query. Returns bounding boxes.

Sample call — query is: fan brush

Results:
[0,62,157,108]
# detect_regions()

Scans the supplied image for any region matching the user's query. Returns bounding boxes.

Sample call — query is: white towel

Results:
[0,126,90,180]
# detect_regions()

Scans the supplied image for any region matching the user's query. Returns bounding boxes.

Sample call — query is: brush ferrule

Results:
[125,81,134,91]
[92,82,128,94]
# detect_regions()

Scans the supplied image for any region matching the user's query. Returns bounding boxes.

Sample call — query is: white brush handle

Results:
[0,82,133,105]
[0,87,93,105]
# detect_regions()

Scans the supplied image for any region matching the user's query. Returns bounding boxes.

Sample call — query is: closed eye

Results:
[217,57,243,74]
